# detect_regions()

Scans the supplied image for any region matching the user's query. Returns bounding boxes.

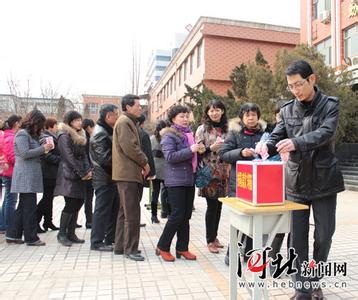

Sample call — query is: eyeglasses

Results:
[286,77,309,92]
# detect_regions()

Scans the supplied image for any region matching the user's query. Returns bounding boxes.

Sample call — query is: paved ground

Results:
[0,189,357,300]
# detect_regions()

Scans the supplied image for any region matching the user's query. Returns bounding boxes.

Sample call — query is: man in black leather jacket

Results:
[90,104,120,251]
[262,60,345,300]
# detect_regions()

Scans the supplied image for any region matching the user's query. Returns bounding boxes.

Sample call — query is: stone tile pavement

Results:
[0,189,357,300]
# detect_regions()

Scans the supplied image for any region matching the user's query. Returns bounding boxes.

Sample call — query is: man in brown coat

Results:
[112,94,150,261]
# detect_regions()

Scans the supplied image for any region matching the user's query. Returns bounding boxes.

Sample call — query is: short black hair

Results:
[154,120,169,141]
[121,94,140,111]
[167,105,190,124]
[82,118,95,130]
[99,104,118,122]
[285,60,314,79]
[63,110,82,125]
[239,103,261,120]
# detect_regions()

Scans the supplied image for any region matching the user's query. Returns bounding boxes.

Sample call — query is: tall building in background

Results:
[144,50,172,93]
[300,0,358,89]
[148,16,299,122]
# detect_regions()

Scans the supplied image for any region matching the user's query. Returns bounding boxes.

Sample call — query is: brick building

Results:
[300,0,358,89]
[82,94,122,121]
[148,16,299,122]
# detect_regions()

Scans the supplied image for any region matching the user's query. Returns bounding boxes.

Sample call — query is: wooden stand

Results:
[219,197,309,300]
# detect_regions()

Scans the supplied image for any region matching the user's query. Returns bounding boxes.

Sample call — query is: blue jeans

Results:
[0,176,18,230]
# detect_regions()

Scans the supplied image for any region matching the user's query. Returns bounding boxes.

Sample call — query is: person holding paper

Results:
[257,60,344,300]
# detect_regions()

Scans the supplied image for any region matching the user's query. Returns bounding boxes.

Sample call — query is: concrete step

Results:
[344,184,358,192]
[339,166,358,172]
[343,174,358,181]
[340,159,358,164]
[340,162,358,167]
[343,179,358,186]
[341,170,358,176]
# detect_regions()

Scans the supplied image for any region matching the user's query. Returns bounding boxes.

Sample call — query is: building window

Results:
[184,60,187,81]
[88,103,98,115]
[179,67,182,86]
[173,74,176,91]
[155,55,171,61]
[344,24,358,59]
[155,65,166,71]
[197,42,202,67]
[315,37,331,65]
[190,52,194,75]
[313,0,331,20]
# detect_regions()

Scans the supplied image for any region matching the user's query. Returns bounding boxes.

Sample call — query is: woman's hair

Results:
[63,110,82,126]
[21,110,46,136]
[167,105,190,124]
[239,103,261,120]
[154,120,169,142]
[202,99,228,133]
[4,114,22,130]
[82,118,95,130]
[45,117,57,129]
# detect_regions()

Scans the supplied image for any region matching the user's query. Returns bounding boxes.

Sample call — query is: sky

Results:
[0,0,300,100]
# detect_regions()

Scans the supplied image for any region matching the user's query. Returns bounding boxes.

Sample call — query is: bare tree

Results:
[130,40,141,95]
[40,81,60,116]
[7,75,32,115]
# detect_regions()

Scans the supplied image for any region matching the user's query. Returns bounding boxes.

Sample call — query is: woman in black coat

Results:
[54,111,92,247]
[37,117,60,232]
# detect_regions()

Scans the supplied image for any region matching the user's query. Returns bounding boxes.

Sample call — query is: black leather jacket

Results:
[267,87,345,200]
[89,122,113,189]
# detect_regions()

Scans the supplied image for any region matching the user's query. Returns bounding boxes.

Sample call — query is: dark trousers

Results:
[114,181,142,254]
[6,193,39,243]
[151,179,169,217]
[63,197,84,213]
[290,194,337,293]
[91,183,119,247]
[37,178,56,225]
[157,186,195,252]
[205,197,223,244]
[83,180,94,224]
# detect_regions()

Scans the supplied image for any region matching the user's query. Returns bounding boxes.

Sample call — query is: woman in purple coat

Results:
[156,105,203,262]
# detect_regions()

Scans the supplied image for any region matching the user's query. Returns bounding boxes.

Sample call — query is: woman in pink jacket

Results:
[0,115,22,232]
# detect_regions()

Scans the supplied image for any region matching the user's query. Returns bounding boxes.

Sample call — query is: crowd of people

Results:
[0,60,344,300]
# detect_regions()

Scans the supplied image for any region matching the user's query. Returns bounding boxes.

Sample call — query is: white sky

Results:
[0,0,300,100]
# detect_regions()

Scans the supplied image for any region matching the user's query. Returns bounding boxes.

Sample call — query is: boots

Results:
[57,212,73,247]
[67,212,85,244]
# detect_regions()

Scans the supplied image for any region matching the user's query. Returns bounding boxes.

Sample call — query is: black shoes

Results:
[27,240,46,246]
[6,238,25,244]
[290,291,313,300]
[85,223,92,229]
[91,244,113,252]
[140,223,146,227]
[151,216,160,224]
[312,288,325,300]
[114,249,141,255]
[160,212,168,219]
[43,223,59,231]
[126,253,145,261]
[37,224,46,234]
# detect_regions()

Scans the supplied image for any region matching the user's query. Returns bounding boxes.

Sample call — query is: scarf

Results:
[173,124,197,172]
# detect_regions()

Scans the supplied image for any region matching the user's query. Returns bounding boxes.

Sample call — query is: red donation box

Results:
[236,161,284,206]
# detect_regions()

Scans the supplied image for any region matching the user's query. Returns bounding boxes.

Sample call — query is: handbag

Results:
[195,161,212,188]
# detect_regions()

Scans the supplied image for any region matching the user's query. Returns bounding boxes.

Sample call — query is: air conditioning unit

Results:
[352,56,358,66]
[319,10,331,24]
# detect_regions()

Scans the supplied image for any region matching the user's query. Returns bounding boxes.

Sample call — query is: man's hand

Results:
[276,139,296,154]
[142,163,150,177]
[241,148,256,158]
